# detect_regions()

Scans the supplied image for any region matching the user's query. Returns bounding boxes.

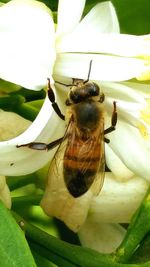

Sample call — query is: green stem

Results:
[114,186,150,263]
[0,94,42,120]
[12,194,43,209]
[11,211,150,267]
[12,88,46,101]
[7,174,37,191]
[16,103,39,121]
[29,239,77,267]
[26,99,44,109]
[0,95,25,109]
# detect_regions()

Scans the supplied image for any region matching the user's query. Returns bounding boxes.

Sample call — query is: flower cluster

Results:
[0,0,150,253]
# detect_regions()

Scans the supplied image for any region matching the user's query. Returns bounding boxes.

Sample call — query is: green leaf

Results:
[114,186,150,264]
[130,234,150,263]
[0,201,37,267]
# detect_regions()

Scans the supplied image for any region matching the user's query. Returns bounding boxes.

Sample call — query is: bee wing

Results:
[63,116,105,197]
[90,129,105,196]
[79,115,105,197]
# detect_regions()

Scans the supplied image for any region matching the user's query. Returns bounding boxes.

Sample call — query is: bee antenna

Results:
[55,81,73,87]
[84,60,93,84]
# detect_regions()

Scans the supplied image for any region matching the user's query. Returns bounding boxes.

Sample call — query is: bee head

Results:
[68,81,100,104]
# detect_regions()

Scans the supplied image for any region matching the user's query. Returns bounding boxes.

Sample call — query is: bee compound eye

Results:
[70,90,80,103]
[85,82,100,97]
[65,98,71,106]
[92,83,100,96]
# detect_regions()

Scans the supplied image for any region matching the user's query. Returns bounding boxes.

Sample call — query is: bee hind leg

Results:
[47,78,65,121]
[104,101,117,135]
[16,137,63,151]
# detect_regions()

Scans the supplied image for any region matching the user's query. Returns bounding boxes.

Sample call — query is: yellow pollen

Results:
[139,100,150,139]
[138,124,149,139]
[143,35,150,41]
[141,100,150,120]
[137,61,150,81]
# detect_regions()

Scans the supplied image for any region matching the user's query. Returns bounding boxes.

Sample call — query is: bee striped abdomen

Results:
[63,138,101,197]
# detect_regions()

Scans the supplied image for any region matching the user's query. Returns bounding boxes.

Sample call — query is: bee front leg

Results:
[104,137,110,143]
[104,101,117,138]
[16,137,63,151]
[47,78,65,121]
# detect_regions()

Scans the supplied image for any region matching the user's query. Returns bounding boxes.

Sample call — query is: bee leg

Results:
[104,137,110,143]
[47,78,65,120]
[99,93,105,103]
[104,101,117,135]
[16,137,63,151]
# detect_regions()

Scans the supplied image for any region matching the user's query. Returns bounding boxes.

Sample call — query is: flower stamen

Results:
[138,99,150,139]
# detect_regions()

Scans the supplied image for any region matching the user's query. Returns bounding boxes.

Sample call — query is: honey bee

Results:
[59,79,106,197]
[17,61,117,198]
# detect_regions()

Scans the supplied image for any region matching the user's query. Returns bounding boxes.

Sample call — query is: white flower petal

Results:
[0,176,11,209]
[105,102,145,131]
[0,95,65,175]
[0,110,31,141]
[95,34,150,57]
[41,150,93,232]
[98,34,150,57]
[0,175,6,190]
[70,1,119,35]
[57,2,119,53]
[0,0,55,89]
[102,82,147,103]
[57,33,150,58]
[90,173,148,223]
[101,82,147,128]
[100,34,150,57]
[54,53,145,81]
[56,0,85,37]
[79,222,126,253]
[105,144,134,181]
[109,119,150,182]
[123,81,150,98]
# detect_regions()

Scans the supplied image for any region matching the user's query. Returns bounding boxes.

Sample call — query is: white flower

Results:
[0,176,11,209]
[0,109,31,141]
[0,109,30,210]
[0,0,150,253]
[77,173,149,253]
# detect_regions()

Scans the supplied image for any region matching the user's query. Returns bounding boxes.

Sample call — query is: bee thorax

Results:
[74,101,100,132]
